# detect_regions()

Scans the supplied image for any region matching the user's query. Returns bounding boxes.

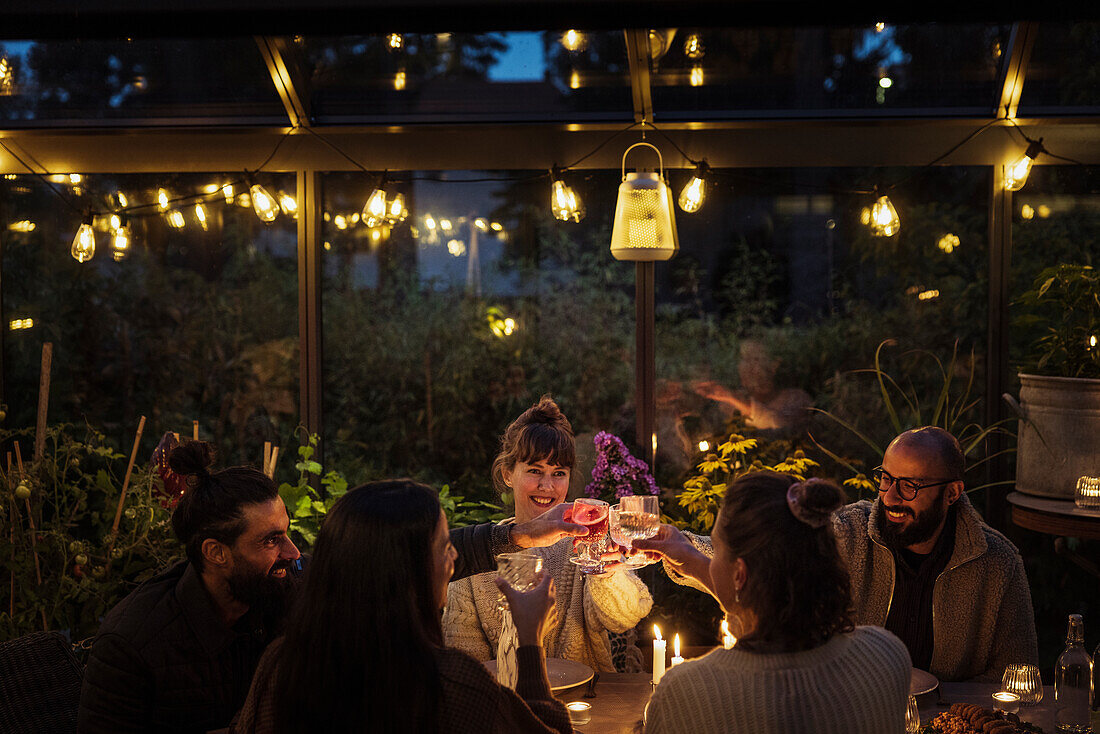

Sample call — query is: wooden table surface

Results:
[552,676,1058,733]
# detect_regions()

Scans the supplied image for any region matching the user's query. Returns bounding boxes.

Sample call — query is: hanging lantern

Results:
[1005,138,1044,192]
[550,168,584,223]
[609,142,679,261]
[869,195,900,237]
[250,183,280,223]
[71,214,96,263]
[678,161,709,213]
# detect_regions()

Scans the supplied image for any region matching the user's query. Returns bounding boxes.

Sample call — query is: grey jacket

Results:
[832,495,1038,682]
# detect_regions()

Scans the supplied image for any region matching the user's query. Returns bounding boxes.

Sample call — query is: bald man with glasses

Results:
[832,426,1038,682]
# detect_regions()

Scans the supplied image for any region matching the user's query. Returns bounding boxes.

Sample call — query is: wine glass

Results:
[1002,663,1044,705]
[569,498,610,574]
[609,504,655,569]
[495,551,544,611]
[618,494,660,543]
[905,695,920,733]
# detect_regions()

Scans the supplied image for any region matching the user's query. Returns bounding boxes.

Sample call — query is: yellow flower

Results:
[719,434,758,457]
[697,453,728,474]
[844,473,876,494]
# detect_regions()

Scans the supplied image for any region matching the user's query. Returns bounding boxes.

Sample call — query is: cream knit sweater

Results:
[443,531,653,672]
[645,626,911,734]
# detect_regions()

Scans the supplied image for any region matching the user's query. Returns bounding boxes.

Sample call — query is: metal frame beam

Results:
[297,170,324,464]
[624,29,653,124]
[255,36,313,127]
[997,21,1039,119]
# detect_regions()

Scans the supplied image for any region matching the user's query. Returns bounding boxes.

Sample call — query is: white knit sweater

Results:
[645,626,911,734]
[443,531,653,672]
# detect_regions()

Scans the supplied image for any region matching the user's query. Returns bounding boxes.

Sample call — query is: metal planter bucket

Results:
[1011,374,1100,499]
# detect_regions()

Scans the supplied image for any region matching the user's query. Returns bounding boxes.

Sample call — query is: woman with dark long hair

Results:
[233,480,571,734]
[643,472,911,734]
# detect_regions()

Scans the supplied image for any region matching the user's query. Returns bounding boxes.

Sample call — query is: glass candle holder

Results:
[1075,476,1100,510]
[905,695,920,733]
[566,701,592,725]
[1002,663,1044,705]
[992,691,1021,715]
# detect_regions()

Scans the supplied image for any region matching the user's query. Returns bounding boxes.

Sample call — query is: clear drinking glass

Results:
[905,695,920,733]
[619,494,660,542]
[569,498,610,574]
[495,551,544,610]
[610,503,657,569]
[1002,663,1044,705]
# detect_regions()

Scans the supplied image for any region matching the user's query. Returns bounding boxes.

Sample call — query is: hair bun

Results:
[168,441,216,479]
[529,395,564,423]
[786,478,843,529]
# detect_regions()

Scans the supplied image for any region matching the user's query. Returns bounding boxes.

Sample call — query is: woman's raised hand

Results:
[494,572,557,647]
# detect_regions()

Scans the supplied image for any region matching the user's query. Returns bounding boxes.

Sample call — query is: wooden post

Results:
[192,420,199,441]
[263,441,272,474]
[34,342,52,461]
[110,416,146,538]
[266,446,280,480]
[7,452,14,619]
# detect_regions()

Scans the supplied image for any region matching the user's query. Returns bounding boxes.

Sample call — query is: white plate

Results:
[910,667,939,696]
[484,657,595,692]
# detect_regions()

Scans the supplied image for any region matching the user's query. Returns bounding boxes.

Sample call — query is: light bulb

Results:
[424,214,437,230]
[561,30,587,52]
[157,188,170,210]
[387,33,404,50]
[690,65,704,87]
[166,210,186,229]
[237,192,252,208]
[490,221,503,231]
[937,233,960,253]
[678,163,708,213]
[870,195,900,237]
[394,70,406,91]
[440,218,453,231]
[550,177,584,223]
[69,173,82,185]
[279,193,298,218]
[1004,139,1044,192]
[195,203,209,231]
[684,34,705,59]
[7,220,35,232]
[71,218,96,262]
[250,184,280,222]
[1021,204,1035,220]
[334,214,348,230]
[474,218,488,231]
[569,70,581,89]
[111,223,131,261]
[115,191,129,208]
[109,214,121,230]
[698,440,710,452]
[222,183,235,204]
[387,192,407,223]
[447,239,466,257]
[202,183,220,195]
[363,188,388,227]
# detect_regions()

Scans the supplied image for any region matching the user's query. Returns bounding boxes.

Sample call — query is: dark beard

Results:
[227,560,298,621]
[875,491,949,550]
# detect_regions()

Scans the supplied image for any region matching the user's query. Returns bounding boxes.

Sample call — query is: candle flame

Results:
[653,624,662,641]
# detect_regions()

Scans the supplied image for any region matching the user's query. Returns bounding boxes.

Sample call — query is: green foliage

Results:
[1014,264,1100,379]
[278,433,349,548]
[0,424,182,641]
[672,432,819,533]
[438,484,506,528]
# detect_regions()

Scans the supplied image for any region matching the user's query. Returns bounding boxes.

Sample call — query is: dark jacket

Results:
[77,560,290,734]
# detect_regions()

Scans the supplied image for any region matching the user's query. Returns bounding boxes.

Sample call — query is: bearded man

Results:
[832,426,1038,682]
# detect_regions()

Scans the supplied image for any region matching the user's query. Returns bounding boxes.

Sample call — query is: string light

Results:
[334,214,348,230]
[394,70,406,91]
[440,218,453,232]
[157,188,170,211]
[71,213,95,263]
[561,30,587,52]
[250,182,280,222]
[0,57,13,95]
[447,239,466,257]
[1005,138,1045,192]
[111,220,132,261]
[678,161,708,213]
[387,192,408,223]
[917,289,940,301]
[869,195,900,237]
[550,167,585,223]
[684,34,705,59]
[698,440,710,452]
[9,318,34,330]
[569,70,581,90]
[279,193,298,218]
[1021,204,1035,220]
[690,65,704,87]
[363,187,388,227]
[166,210,186,229]
[194,203,209,231]
[7,220,35,232]
[387,33,404,50]
[937,233,959,253]
[114,191,129,209]
[221,183,235,204]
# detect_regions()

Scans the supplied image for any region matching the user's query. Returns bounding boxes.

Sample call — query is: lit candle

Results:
[653,625,666,685]
[992,691,1020,715]
[671,633,684,667]
[721,619,736,649]
[565,701,592,725]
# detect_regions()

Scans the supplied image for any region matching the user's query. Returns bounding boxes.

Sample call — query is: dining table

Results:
[552,674,1059,733]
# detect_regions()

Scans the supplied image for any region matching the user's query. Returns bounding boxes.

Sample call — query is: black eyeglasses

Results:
[871,466,956,501]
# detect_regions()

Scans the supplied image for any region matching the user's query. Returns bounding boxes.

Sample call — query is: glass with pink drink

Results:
[569,498,610,574]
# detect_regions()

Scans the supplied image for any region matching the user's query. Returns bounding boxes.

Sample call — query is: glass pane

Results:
[650,24,1011,118]
[2,171,298,465]
[1018,23,1100,113]
[0,39,286,123]
[302,31,632,123]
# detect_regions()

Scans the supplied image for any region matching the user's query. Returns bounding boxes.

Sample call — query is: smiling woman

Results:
[443,396,653,672]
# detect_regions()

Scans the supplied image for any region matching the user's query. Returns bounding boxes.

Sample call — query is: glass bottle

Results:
[1056,614,1093,733]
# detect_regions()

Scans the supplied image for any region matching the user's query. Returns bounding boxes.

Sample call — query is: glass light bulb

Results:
[109,214,121,230]
[569,70,581,89]
[440,218,453,231]
[387,33,404,50]
[8,220,35,232]
[334,214,348,230]
[222,183,235,204]
[250,184,279,223]
[166,210,186,229]
[362,188,388,227]
[116,191,129,208]
[394,70,406,91]
[111,225,131,261]
[71,223,96,262]
[157,188,170,210]
[870,195,900,237]
[551,180,584,222]
[474,218,488,231]
[1005,155,1034,192]
[679,176,706,213]
[279,193,298,218]
[424,214,436,230]
[561,30,586,52]
[684,34,705,59]
[387,193,407,223]
[195,203,208,230]
[690,65,704,87]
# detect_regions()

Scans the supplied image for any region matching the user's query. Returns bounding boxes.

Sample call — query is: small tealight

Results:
[992,691,1021,715]
[566,701,592,725]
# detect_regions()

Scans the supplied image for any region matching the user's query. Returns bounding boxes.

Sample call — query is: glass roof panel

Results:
[1017,23,1100,113]
[649,24,1012,119]
[301,31,632,123]
[0,38,286,124]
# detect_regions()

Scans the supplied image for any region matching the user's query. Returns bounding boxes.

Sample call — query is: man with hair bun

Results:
[832,426,1038,682]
